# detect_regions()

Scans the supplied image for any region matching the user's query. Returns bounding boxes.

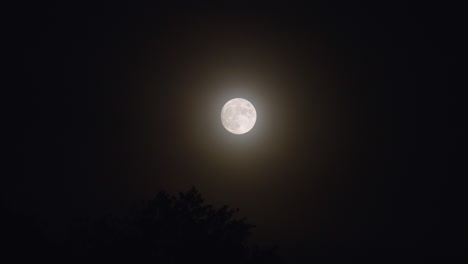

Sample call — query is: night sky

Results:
[5,1,463,262]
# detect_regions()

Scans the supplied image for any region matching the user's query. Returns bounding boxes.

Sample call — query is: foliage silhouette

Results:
[0,202,49,261]
[65,187,284,264]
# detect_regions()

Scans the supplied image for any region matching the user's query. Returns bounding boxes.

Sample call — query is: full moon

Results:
[221,98,257,135]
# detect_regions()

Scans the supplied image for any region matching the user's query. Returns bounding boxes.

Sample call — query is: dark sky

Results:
[6,1,463,262]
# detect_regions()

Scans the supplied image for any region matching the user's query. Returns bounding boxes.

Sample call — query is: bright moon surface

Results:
[221,98,257,135]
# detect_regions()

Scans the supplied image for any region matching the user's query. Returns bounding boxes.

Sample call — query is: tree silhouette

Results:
[0,202,49,261]
[66,187,284,264]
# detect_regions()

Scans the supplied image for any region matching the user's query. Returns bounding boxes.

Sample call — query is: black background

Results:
[5,1,464,262]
